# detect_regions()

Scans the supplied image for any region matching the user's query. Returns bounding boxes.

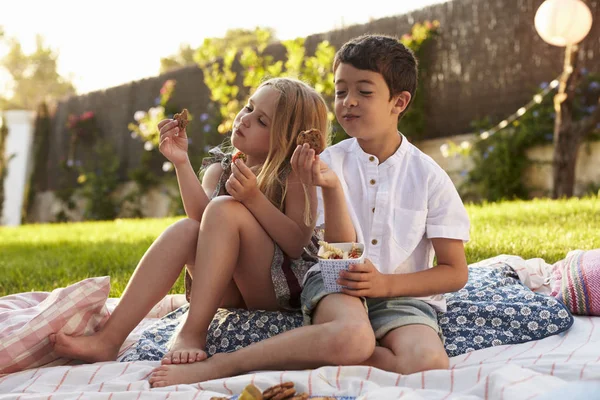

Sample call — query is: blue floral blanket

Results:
[121,262,573,363]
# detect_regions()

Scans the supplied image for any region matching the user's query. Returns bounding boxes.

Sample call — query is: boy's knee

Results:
[399,347,449,374]
[326,320,375,365]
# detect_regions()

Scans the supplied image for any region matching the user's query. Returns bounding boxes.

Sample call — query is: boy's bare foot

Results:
[161,330,207,365]
[49,332,120,363]
[150,355,228,387]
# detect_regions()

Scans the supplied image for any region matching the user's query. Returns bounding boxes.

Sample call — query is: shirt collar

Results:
[349,132,409,167]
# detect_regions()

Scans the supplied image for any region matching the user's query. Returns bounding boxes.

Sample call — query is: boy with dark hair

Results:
[150,34,470,387]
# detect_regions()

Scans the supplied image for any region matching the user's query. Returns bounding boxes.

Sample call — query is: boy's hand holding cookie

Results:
[337,259,390,298]
[291,129,337,189]
[226,158,260,204]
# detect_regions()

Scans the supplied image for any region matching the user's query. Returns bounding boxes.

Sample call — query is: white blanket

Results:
[1,295,599,399]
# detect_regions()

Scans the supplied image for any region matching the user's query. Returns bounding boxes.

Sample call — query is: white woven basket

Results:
[318,243,365,293]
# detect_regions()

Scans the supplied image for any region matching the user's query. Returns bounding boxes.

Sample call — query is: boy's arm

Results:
[321,181,356,243]
[385,238,468,297]
[290,144,356,243]
[384,169,470,296]
[338,238,468,298]
[340,170,470,298]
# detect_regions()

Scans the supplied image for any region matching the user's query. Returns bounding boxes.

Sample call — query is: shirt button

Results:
[370,179,376,185]
[372,207,375,213]
[369,156,375,162]
[371,239,378,245]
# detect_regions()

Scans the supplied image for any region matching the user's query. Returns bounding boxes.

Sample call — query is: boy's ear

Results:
[392,91,412,115]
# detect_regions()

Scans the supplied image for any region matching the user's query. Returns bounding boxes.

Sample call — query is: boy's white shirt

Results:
[308,134,471,312]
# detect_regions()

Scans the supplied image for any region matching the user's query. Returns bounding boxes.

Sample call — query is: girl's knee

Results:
[204,196,246,220]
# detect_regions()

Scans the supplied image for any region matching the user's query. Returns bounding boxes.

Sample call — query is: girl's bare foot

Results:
[150,355,228,387]
[49,332,120,363]
[161,330,207,365]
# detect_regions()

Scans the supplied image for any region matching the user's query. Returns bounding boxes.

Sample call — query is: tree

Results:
[551,45,600,198]
[0,34,75,110]
[160,27,277,73]
[0,116,9,222]
[159,44,196,73]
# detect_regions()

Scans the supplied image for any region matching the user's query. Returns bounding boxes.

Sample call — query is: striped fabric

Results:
[551,249,600,316]
[0,277,111,374]
[1,315,600,399]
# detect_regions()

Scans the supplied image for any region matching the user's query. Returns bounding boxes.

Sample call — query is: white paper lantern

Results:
[534,0,593,46]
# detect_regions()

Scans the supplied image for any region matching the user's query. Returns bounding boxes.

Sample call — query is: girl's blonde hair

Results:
[255,77,329,224]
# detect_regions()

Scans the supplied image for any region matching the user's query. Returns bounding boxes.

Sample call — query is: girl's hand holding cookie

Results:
[226,158,260,204]
[158,119,189,166]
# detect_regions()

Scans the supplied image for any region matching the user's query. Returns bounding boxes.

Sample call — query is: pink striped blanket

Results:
[551,249,600,316]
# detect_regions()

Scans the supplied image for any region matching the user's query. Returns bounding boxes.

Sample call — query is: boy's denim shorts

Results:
[301,271,443,340]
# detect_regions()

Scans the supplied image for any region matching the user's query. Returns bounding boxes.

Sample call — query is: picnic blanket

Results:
[1,253,600,399]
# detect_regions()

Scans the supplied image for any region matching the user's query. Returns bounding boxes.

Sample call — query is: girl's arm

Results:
[176,161,222,221]
[243,170,317,259]
[158,118,221,221]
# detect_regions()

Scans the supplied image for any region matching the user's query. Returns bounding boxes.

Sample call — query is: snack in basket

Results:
[317,240,363,260]
[173,108,189,131]
[232,150,247,163]
[296,128,326,155]
[317,242,365,293]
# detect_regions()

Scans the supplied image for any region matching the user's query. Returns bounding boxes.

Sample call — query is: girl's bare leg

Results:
[149,294,376,387]
[163,196,280,364]
[51,218,243,363]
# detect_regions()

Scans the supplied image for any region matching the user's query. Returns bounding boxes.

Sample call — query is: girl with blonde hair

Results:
[50,77,330,365]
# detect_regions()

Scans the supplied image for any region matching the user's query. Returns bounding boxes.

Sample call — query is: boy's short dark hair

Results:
[333,34,418,109]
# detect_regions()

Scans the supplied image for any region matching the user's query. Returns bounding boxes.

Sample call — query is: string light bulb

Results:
[440,73,562,157]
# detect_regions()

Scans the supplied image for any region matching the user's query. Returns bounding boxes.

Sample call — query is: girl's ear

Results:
[392,91,412,115]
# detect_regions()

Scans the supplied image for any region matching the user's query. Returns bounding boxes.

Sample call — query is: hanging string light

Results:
[439,75,561,158]
[478,76,560,140]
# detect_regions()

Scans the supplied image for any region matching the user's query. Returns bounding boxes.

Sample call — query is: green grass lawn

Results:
[1,197,598,298]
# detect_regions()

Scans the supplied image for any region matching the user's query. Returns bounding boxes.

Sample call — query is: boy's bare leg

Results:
[51,218,241,363]
[363,325,449,374]
[163,197,282,364]
[150,293,376,387]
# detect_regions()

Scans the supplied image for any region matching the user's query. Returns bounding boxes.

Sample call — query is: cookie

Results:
[173,108,189,130]
[296,128,325,155]
[263,382,296,400]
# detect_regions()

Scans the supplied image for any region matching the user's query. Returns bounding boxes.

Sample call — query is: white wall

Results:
[417,134,600,197]
[1,110,36,226]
